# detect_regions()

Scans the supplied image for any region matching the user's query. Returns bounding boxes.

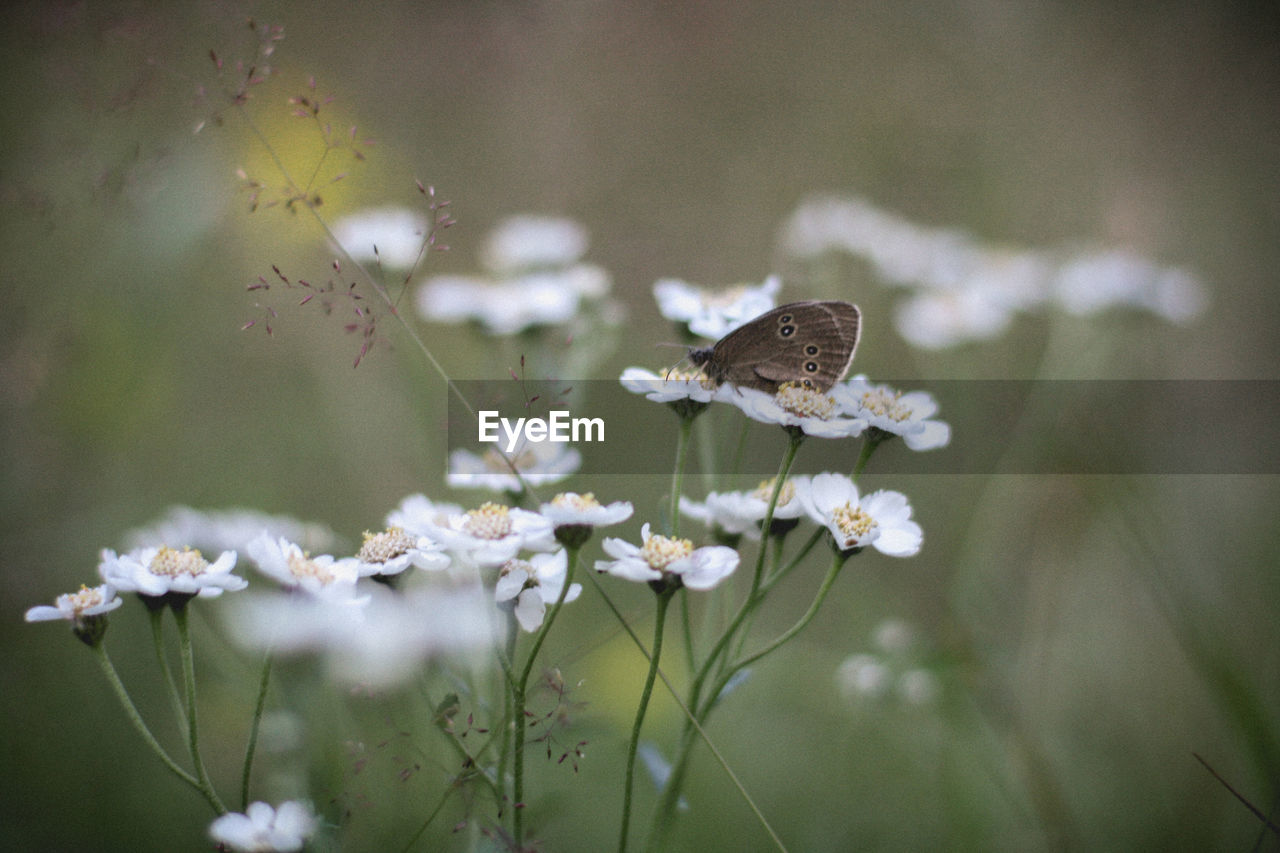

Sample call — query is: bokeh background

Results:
[3,1,1277,850]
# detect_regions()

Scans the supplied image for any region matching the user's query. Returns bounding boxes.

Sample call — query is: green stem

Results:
[173,606,228,814]
[669,416,694,537]
[619,588,675,853]
[513,547,580,846]
[240,651,273,810]
[722,550,846,688]
[91,642,210,804]
[147,607,188,738]
[851,430,884,481]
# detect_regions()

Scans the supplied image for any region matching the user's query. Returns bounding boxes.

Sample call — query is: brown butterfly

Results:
[688,300,861,394]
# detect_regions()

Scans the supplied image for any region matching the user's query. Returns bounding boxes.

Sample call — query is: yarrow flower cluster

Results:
[595,523,740,591]
[836,619,940,706]
[448,438,582,493]
[781,195,1207,348]
[208,800,318,852]
[100,545,247,601]
[416,214,612,335]
[682,476,811,541]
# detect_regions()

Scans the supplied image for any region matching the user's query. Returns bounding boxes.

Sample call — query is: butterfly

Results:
[687,300,861,394]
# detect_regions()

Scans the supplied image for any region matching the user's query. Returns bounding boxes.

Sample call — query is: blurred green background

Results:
[2,1,1277,850]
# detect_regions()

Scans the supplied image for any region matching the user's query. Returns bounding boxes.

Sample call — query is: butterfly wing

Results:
[713,301,861,393]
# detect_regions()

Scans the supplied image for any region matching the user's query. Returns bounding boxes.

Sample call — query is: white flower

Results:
[481,214,590,274]
[244,534,361,598]
[495,550,582,632]
[802,473,922,556]
[123,505,338,557]
[427,502,556,566]
[832,377,950,451]
[25,583,123,623]
[208,800,318,852]
[1053,248,1207,323]
[620,366,719,404]
[719,384,867,439]
[354,526,451,578]
[893,286,1018,350]
[872,618,916,655]
[385,494,464,539]
[836,653,891,699]
[332,206,427,270]
[539,492,634,529]
[653,275,781,339]
[225,584,496,688]
[595,523,739,591]
[99,546,246,599]
[416,266,610,336]
[447,439,581,492]
[681,476,811,540]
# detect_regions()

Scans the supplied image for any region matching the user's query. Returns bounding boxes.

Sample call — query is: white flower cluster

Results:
[836,619,940,706]
[683,473,922,558]
[416,214,613,335]
[781,195,1207,349]
[623,368,950,449]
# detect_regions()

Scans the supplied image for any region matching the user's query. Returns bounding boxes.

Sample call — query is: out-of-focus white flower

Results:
[802,473,922,556]
[123,506,339,556]
[245,534,361,599]
[653,275,781,339]
[333,206,427,269]
[354,527,451,578]
[832,377,950,450]
[416,267,610,336]
[226,583,496,688]
[448,440,581,493]
[782,195,1208,349]
[836,653,891,699]
[494,550,581,632]
[719,384,867,439]
[25,583,123,624]
[208,800,318,852]
[416,214,608,336]
[99,546,246,599]
[481,215,590,274]
[1053,249,1207,323]
[595,523,739,591]
[893,286,1018,350]
[872,618,916,655]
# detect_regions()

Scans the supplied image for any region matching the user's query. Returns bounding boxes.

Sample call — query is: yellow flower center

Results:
[464,502,513,540]
[860,388,912,422]
[831,502,877,546]
[776,382,836,419]
[751,477,796,507]
[552,492,600,512]
[62,585,107,615]
[357,527,415,564]
[286,550,336,585]
[662,364,710,385]
[640,532,694,570]
[149,546,210,578]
